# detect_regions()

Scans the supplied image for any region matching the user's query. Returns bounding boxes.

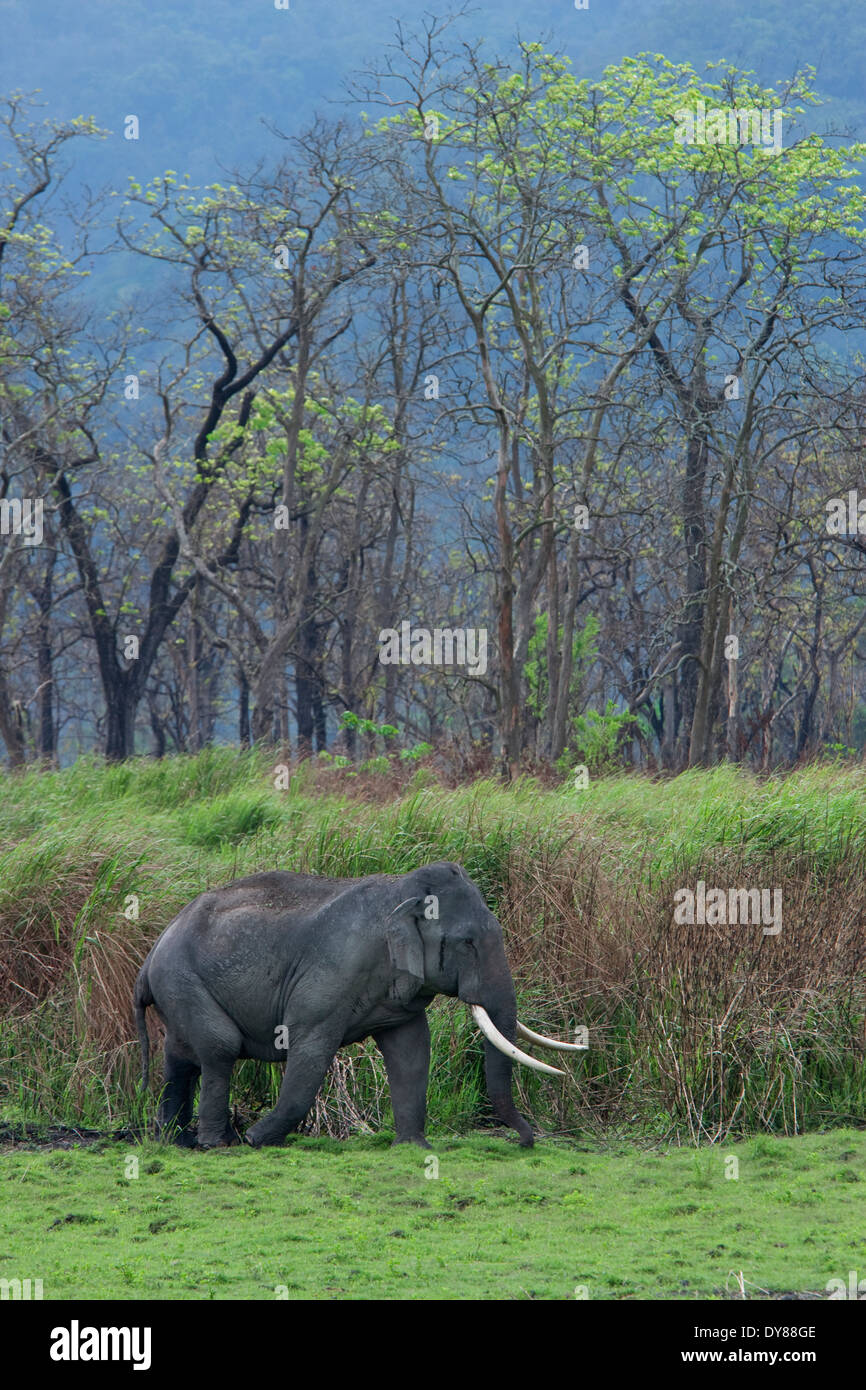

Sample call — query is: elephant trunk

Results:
[482,1013,535,1148]
[461,953,535,1147]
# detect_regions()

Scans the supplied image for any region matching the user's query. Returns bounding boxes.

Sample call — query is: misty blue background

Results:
[2,0,863,192]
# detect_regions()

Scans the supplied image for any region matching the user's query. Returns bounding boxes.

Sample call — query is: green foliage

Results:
[525,613,599,720]
[315,752,353,769]
[358,755,391,775]
[400,742,433,762]
[340,711,398,741]
[337,712,431,767]
[559,700,639,776]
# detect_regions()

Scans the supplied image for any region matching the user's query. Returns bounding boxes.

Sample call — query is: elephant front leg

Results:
[373,1012,431,1148]
[245,1024,342,1148]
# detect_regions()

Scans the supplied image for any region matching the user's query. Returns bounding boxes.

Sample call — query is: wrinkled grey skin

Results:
[134,860,533,1149]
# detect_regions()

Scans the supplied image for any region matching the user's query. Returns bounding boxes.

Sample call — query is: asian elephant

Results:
[133,860,584,1149]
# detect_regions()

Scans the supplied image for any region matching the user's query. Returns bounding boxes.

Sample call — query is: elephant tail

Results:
[133,964,153,1089]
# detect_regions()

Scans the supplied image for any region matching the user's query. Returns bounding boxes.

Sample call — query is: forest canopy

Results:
[1,12,865,774]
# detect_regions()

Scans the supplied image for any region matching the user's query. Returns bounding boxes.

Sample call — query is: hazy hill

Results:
[1,0,862,194]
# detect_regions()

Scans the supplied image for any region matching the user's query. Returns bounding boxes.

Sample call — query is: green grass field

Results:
[2,1129,863,1300]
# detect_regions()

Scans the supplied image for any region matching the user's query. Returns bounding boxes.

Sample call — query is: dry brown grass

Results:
[501,840,866,1140]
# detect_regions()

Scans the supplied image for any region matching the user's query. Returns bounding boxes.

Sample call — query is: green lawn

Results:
[3,1129,863,1300]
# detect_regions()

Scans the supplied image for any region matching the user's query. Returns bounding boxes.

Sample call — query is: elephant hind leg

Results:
[166,994,242,1148]
[197,1061,237,1148]
[158,1050,200,1147]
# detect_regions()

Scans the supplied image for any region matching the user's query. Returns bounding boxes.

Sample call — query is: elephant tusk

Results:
[516,1021,589,1052]
[470,1005,566,1077]
[387,897,419,918]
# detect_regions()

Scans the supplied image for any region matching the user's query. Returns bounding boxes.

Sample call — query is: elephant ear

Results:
[385,895,426,1004]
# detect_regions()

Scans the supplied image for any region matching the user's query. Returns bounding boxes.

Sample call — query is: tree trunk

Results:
[494,436,520,776]
[796,570,823,760]
[295,540,319,758]
[238,665,251,748]
[33,546,57,761]
[0,663,27,767]
[679,426,710,764]
[661,675,678,770]
[104,676,137,761]
[313,678,327,752]
[726,597,739,761]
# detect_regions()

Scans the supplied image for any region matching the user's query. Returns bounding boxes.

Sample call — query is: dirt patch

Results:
[0,1123,144,1151]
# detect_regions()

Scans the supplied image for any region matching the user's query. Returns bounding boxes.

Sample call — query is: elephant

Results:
[133,860,585,1149]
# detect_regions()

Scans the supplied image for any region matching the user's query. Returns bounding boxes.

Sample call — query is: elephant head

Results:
[384,860,585,1146]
